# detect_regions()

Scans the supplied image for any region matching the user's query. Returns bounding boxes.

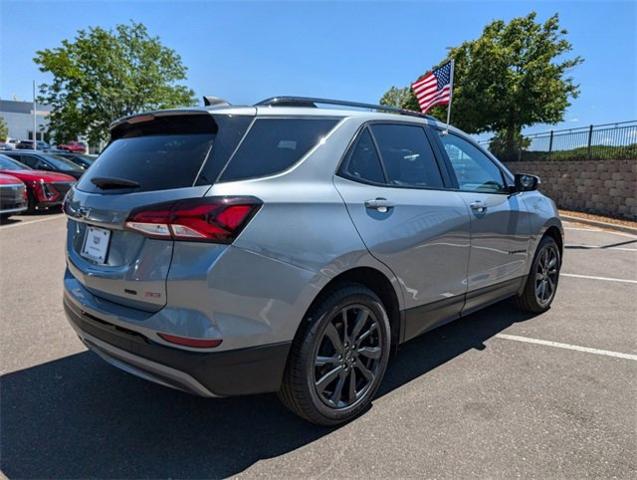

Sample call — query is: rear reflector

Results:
[125,196,262,243]
[158,333,223,348]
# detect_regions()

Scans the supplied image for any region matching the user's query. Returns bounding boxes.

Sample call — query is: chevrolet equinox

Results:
[63,97,563,425]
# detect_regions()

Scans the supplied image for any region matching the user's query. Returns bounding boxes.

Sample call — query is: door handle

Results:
[365,198,394,213]
[469,200,487,213]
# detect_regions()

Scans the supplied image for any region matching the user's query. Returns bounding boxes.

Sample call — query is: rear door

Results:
[334,122,471,341]
[434,131,531,307]
[65,111,253,312]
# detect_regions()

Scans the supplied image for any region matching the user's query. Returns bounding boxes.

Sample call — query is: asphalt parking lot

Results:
[1,213,635,479]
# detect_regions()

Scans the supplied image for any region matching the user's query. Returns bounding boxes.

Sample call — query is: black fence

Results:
[479,120,637,161]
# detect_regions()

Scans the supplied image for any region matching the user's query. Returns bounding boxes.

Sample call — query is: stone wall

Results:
[503,159,637,220]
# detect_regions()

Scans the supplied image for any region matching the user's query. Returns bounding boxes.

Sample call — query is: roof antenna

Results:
[203,96,231,107]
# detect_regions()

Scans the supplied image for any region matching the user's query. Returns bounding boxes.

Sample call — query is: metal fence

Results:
[478,120,637,161]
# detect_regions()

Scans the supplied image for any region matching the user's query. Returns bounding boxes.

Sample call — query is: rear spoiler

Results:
[109,109,210,132]
[109,110,218,140]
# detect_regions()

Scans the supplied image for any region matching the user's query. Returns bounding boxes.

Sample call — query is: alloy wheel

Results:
[535,244,559,306]
[313,305,383,409]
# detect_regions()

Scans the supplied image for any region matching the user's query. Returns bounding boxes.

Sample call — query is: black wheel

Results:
[515,235,561,313]
[278,284,391,426]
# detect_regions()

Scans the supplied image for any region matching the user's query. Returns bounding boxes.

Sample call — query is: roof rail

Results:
[255,96,433,120]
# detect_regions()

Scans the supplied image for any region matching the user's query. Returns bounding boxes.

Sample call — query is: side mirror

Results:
[513,173,540,192]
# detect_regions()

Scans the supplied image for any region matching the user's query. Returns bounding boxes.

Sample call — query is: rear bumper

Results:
[63,295,291,397]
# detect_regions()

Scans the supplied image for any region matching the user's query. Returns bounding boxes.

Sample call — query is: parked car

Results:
[4,150,84,180]
[0,154,76,212]
[48,150,96,169]
[62,97,563,425]
[0,142,13,151]
[16,140,50,150]
[0,173,28,219]
[57,140,88,154]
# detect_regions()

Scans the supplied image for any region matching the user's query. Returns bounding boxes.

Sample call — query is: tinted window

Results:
[7,154,37,169]
[39,154,83,171]
[77,134,214,193]
[220,118,339,182]
[196,115,253,184]
[0,154,31,170]
[439,133,506,193]
[341,128,385,184]
[370,124,443,188]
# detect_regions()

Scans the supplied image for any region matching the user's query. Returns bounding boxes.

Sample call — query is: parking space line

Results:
[562,273,637,284]
[561,273,637,284]
[0,215,65,230]
[496,334,637,361]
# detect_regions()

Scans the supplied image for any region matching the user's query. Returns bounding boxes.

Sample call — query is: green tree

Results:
[0,117,8,141]
[380,12,582,160]
[34,21,196,146]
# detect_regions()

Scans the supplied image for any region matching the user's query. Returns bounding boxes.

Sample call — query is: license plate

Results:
[81,226,111,264]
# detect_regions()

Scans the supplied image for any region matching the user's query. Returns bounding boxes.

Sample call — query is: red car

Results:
[0,173,28,219]
[57,141,88,154]
[0,154,76,212]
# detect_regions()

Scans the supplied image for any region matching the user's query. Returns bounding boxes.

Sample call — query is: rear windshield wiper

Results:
[90,177,141,190]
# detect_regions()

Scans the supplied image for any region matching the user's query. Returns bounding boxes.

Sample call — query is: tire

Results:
[515,235,561,313]
[26,190,37,214]
[278,284,391,426]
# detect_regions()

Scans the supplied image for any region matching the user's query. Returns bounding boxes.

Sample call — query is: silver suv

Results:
[63,97,562,425]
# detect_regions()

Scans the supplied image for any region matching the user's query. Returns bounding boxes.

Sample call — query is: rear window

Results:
[77,134,214,193]
[77,113,254,193]
[219,118,339,182]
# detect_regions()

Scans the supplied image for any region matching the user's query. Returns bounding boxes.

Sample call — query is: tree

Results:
[34,22,196,146]
[0,117,8,141]
[380,13,582,160]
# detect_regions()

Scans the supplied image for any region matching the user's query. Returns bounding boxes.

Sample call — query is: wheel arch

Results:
[544,225,563,256]
[299,267,403,352]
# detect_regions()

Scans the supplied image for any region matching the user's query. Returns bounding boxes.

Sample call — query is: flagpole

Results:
[444,59,455,134]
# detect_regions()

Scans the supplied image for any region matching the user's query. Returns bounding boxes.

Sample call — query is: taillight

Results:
[125,196,262,243]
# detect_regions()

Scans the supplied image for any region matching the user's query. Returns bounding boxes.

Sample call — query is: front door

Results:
[435,131,531,311]
[334,123,471,341]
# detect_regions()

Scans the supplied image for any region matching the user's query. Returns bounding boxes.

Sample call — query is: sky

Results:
[1,0,635,137]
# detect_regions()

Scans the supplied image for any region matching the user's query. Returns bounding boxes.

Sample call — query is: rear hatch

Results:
[65,110,254,312]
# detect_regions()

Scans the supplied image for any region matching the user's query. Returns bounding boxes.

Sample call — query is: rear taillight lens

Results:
[125,196,262,243]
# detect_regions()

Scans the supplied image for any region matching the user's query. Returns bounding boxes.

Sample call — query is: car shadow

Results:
[1,300,536,479]
[0,208,62,226]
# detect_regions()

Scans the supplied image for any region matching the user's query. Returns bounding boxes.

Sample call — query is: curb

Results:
[560,214,637,236]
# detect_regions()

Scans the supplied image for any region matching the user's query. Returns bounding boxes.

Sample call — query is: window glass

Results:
[196,115,253,184]
[341,128,385,184]
[39,154,83,171]
[77,134,214,193]
[439,133,506,193]
[0,154,31,170]
[220,118,339,182]
[14,154,38,169]
[370,124,443,188]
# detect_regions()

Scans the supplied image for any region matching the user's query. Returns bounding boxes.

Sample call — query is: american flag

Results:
[411,61,453,114]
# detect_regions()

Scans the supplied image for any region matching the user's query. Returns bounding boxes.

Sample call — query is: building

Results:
[0,99,51,142]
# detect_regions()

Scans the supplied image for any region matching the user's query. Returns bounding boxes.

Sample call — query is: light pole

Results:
[32,80,37,150]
